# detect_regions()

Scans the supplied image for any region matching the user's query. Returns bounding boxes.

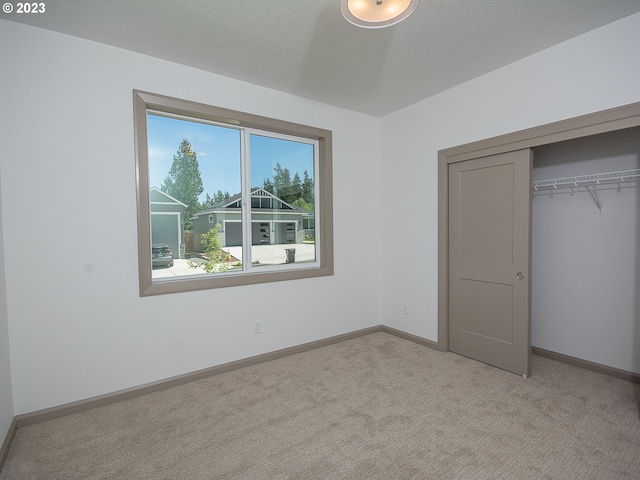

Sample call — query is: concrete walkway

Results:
[225,243,315,265]
[152,243,316,279]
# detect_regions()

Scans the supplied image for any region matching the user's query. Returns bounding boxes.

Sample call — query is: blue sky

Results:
[147,114,314,201]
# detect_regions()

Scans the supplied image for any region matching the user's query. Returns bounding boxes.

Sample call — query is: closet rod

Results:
[533,168,640,192]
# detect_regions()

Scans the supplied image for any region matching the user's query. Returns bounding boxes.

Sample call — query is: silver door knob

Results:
[516,272,525,280]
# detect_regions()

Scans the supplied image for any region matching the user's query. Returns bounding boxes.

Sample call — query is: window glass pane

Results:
[147,113,242,279]
[249,134,316,267]
[135,90,333,295]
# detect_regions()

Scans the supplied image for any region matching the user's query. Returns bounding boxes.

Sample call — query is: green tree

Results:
[301,170,314,204]
[292,198,314,212]
[262,178,274,195]
[200,190,231,210]
[189,224,229,273]
[213,190,230,203]
[201,193,215,209]
[272,162,293,203]
[161,139,203,231]
[264,164,314,206]
[291,172,302,201]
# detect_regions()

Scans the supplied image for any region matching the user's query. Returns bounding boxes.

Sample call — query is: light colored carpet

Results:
[2,332,639,479]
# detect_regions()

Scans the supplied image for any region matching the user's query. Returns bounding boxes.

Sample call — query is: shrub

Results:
[188,224,229,273]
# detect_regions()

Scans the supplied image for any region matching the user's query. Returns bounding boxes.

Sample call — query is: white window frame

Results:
[133,90,333,296]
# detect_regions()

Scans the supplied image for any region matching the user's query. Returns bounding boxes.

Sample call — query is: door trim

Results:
[438,102,640,352]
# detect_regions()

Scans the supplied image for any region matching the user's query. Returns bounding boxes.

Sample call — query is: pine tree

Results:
[272,162,293,203]
[301,170,314,204]
[291,172,302,201]
[201,193,215,209]
[213,190,229,203]
[263,178,275,194]
[161,139,204,231]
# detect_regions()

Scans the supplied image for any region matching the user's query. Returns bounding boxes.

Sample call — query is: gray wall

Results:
[531,127,640,373]
[0,178,14,445]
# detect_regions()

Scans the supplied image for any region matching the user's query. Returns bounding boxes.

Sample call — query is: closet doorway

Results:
[437,102,640,377]
[531,127,639,376]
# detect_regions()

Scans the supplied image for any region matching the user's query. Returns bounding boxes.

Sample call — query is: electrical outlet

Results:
[402,303,409,315]
[253,320,262,334]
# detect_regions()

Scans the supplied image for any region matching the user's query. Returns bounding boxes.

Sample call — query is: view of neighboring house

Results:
[191,187,314,253]
[150,187,187,258]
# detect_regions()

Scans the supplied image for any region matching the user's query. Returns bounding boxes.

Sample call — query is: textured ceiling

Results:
[5,0,640,116]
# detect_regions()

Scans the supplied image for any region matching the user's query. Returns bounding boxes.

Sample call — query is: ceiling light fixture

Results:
[340,0,420,29]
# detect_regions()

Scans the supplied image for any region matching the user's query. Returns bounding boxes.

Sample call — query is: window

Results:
[134,90,333,296]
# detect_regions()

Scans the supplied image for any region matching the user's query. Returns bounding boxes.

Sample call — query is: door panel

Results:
[460,163,515,264]
[448,149,532,376]
[459,279,513,343]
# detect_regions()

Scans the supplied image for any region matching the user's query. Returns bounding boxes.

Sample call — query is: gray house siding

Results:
[190,188,313,253]
[150,187,187,258]
[151,214,181,258]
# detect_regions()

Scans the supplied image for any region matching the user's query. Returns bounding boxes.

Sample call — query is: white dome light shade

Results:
[340,0,420,28]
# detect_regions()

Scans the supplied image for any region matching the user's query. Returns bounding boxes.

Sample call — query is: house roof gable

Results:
[193,187,307,217]
[150,187,188,208]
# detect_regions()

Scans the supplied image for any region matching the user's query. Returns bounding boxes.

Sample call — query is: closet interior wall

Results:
[531,127,640,375]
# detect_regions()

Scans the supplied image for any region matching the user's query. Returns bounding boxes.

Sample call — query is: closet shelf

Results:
[532,168,640,213]
[533,169,640,191]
